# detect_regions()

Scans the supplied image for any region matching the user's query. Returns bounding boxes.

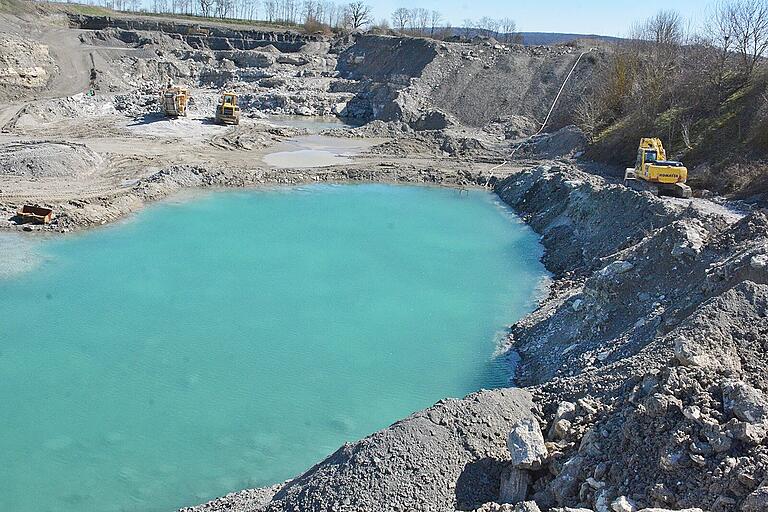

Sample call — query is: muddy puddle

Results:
[262,135,376,168]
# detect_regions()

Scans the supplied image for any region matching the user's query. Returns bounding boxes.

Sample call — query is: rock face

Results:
[0,34,54,98]
[335,34,601,128]
[67,14,319,52]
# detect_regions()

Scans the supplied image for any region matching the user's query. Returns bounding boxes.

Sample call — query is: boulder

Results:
[598,260,634,279]
[722,381,768,424]
[507,418,548,469]
[412,109,454,131]
[514,502,542,512]
[499,466,530,504]
[277,54,309,65]
[674,337,721,370]
[742,484,768,512]
[472,501,542,512]
[611,496,638,512]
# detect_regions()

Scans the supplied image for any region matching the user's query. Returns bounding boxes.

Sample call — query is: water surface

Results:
[262,135,375,168]
[0,184,546,512]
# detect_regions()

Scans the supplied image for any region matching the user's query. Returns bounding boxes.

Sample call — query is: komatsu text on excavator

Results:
[624,138,692,199]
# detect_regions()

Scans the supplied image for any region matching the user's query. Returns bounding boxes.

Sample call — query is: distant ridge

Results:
[438,27,621,46]
[518,32,621,45]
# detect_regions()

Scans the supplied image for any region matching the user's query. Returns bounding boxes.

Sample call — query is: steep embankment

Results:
[336,35,602,131]
[184,166,767,512]
[495,166,768,510]
[66,14,320,52]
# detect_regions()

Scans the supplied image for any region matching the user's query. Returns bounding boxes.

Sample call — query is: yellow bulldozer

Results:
[215,91,241,125]
[624,138,692,198]
[160,82,190,118]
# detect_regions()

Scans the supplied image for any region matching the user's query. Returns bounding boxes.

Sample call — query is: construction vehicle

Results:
[160,81,190,118]
[624,138,692,199]
[17,205,53,224]
[215,91,241,125]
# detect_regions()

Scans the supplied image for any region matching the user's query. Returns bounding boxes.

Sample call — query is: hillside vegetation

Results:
[577,4,768,199]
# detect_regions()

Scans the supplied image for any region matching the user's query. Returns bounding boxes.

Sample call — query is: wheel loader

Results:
[624,138,692,199]
[160,82,190,118]
[215,92,241,125]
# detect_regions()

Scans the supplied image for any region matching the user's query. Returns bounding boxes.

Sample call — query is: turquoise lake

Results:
[0,184,546,512]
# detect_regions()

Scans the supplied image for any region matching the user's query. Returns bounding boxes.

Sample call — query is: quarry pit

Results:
[1,5,767,512]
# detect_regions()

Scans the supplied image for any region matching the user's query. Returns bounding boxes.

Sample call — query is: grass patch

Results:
[133,10,299,30]
[65,3,114,15]
[0,0,33,13]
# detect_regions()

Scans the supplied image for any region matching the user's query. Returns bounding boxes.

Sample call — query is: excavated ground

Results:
[1,7,766,512]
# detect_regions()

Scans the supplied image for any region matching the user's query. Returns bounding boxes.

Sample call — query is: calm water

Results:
[0,184,546,512]
[262,135,375,168]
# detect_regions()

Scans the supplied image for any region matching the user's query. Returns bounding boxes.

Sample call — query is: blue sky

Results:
[369,0,706,36]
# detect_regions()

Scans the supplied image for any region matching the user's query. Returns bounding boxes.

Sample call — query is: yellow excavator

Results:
[624,138,692,198]
[215,92,241,125]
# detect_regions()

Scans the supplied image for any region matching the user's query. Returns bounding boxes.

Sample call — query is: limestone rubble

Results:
[0,9,765,512]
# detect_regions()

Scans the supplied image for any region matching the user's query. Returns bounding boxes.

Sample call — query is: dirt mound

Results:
[8,93,123,133]
[0,141,101,178]
[519,125,587,158]
[186,389,536,512]
[0,34,54,99]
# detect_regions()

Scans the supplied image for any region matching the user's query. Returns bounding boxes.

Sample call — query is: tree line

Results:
[71,0,520,41]
[577,0,768,170]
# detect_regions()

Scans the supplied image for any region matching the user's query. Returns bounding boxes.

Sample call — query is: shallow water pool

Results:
[0,184,546,512]
[262,135,375,168]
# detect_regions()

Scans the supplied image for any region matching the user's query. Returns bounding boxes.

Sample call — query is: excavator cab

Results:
[215,92,241,125]
[625,138,692,198]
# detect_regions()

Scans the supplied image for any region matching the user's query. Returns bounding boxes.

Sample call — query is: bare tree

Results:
[264,0,276,21]
[575,95,602,143]
[499,17,517,43]
[199,0,213,16]
[477,16,499,38]
[729,0,768,78]
[705,1,738,98]
[463,18,475,38]
[429,10,442,37]
[343,1,371,30]
[414,7,429,35]
[391,7,409,33]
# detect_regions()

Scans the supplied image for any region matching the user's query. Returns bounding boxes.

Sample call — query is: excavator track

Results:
[659,182,693,199]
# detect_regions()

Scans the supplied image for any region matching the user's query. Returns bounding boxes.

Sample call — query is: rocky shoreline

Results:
[0,160,505,234]
[180,163,767,512]
[2,9,767,511]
